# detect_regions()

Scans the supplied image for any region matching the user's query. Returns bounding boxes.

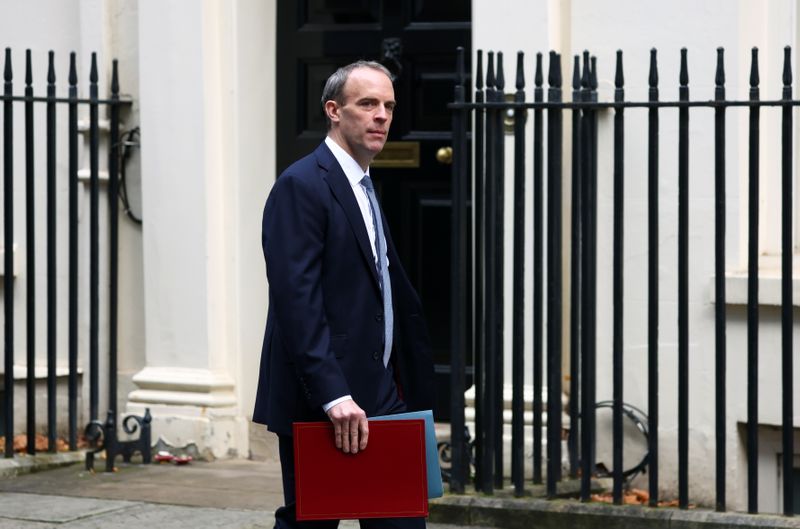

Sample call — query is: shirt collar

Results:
[325,136,370,187]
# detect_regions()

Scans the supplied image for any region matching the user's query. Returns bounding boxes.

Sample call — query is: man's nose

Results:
[374,105,388,121]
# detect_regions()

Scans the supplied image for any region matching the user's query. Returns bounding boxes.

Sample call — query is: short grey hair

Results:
[321,61,394,129]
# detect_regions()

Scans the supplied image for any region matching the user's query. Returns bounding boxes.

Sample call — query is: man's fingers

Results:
[333,424,342,449]
[341,420,351,453]
[359,417,369,451]
[350,422,359,454]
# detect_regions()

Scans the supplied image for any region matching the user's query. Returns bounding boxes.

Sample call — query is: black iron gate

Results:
[0,48,149,471]
[447,46,796,516]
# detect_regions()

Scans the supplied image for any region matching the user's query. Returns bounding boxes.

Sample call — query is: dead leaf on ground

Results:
[591,489,693,508]
[0,434,89,454]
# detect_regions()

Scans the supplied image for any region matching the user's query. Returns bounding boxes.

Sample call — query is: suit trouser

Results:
[273,364,425,529]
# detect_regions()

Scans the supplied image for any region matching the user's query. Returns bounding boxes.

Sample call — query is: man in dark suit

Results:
[253,61,435,528]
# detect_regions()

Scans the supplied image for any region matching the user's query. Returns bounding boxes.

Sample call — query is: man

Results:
[253,61,435,528]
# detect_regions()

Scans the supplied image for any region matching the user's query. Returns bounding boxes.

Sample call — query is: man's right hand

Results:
[326,399,368,454]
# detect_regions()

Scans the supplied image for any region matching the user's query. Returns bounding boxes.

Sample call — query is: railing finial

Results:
[5,48,12,82]
[111,59,119,96]
[581,50,590,89]
[783,46,792,87]
[496,51,505,91]
[476,50,484,90]
[555,53,563,88]
[649,48,658,88]
[516,51,525,91]
[486,51,495,90]
[90,52,98,84]
[749,47,759,88]
[47,51,55,85]
[69,52,77,86]
[590,56,597,90]
[534,52,543,88]
[680,48,689,87]
[572,55,580,91]
[715,47,725,88]
[25,50,32,86]
[615,50,624,88]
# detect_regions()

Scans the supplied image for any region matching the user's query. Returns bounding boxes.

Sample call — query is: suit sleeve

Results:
[262,172,350,409]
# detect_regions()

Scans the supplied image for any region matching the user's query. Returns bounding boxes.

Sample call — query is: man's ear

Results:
[324,100,340,124]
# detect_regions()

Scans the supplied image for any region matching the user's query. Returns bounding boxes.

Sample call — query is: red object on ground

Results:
[154,452,175,463]
[293,419,428,521]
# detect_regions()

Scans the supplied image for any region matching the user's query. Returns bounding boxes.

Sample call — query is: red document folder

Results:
[293,419,428,521]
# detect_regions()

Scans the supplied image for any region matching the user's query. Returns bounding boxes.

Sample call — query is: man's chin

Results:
[369,141,388,155]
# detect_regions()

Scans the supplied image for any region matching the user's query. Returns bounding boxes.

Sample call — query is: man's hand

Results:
[326,400,368,454]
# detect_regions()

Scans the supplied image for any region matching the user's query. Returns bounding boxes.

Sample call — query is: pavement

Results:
[0,455,496,528]
[2,453,795,529]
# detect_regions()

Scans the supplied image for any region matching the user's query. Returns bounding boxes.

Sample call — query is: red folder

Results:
[293,419,428,521]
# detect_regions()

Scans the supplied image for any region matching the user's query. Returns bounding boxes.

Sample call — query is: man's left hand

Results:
[326,399,368,454]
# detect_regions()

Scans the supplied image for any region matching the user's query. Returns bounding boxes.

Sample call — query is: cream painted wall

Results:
[571,0,800,511]
[0,0,144,432]
[232,0,274,423]
[476,0,799,512]
[472,0,566,389]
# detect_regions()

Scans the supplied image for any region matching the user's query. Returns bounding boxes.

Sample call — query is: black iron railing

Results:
[448,45,796,516]
[1,48,149,470]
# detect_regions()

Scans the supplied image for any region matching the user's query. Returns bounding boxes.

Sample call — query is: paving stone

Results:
[0,492,137,523]
[0,518,56,529]
[59,503,271,529]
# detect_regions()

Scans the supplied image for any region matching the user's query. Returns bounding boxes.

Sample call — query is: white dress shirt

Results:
[321,137,384,412]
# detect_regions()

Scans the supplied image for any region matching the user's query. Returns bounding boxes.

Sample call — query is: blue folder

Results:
[370,409,443,499]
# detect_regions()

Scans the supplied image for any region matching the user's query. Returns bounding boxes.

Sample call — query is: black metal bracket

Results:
[437,426,476,484]
[85,408,152,471]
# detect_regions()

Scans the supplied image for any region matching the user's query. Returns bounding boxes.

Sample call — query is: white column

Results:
[127,0,247,459]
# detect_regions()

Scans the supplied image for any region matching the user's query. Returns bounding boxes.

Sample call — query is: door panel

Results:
[277,0,471,420]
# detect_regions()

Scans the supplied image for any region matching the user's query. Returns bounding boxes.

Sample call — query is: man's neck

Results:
[326,132,370,172]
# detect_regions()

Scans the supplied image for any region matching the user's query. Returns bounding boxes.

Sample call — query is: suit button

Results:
[375,313,383,322]
[372,351,380,361]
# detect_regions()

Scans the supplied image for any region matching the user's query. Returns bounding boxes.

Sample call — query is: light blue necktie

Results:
[361,175,393,366]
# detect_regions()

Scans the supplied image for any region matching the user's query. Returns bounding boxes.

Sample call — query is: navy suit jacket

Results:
[252,142,435,436]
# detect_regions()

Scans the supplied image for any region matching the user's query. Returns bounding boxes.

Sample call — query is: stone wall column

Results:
[127,0,247,459]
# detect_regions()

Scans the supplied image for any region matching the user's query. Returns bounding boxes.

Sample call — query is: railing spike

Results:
[476,50,484,90]
[581,50,590,88]
[783,46,792,87]
[5,48,12,82]
[47,51,55,84]
[25,50,32,86]
[555,53,563,88]
[649,48,658,88]
[615,50,624,88]
[69,52,77,85]
[111,59,119,95]
[516,51,525,90]
[496,51,505,90]
[590,56,597,90]
[680,48,689,87]
[90,52,98,84]
[487,51,495,90]
[572,55,580,90]
[534,52,543,88]
[750,47,759,88]
[715,47,725,88]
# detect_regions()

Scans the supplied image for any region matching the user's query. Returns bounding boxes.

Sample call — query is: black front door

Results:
[276,0,471,420]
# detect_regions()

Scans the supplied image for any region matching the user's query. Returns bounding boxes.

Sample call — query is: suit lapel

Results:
[316,143,381,291]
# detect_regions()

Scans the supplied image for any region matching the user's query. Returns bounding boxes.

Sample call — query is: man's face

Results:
[326,67,395,169]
